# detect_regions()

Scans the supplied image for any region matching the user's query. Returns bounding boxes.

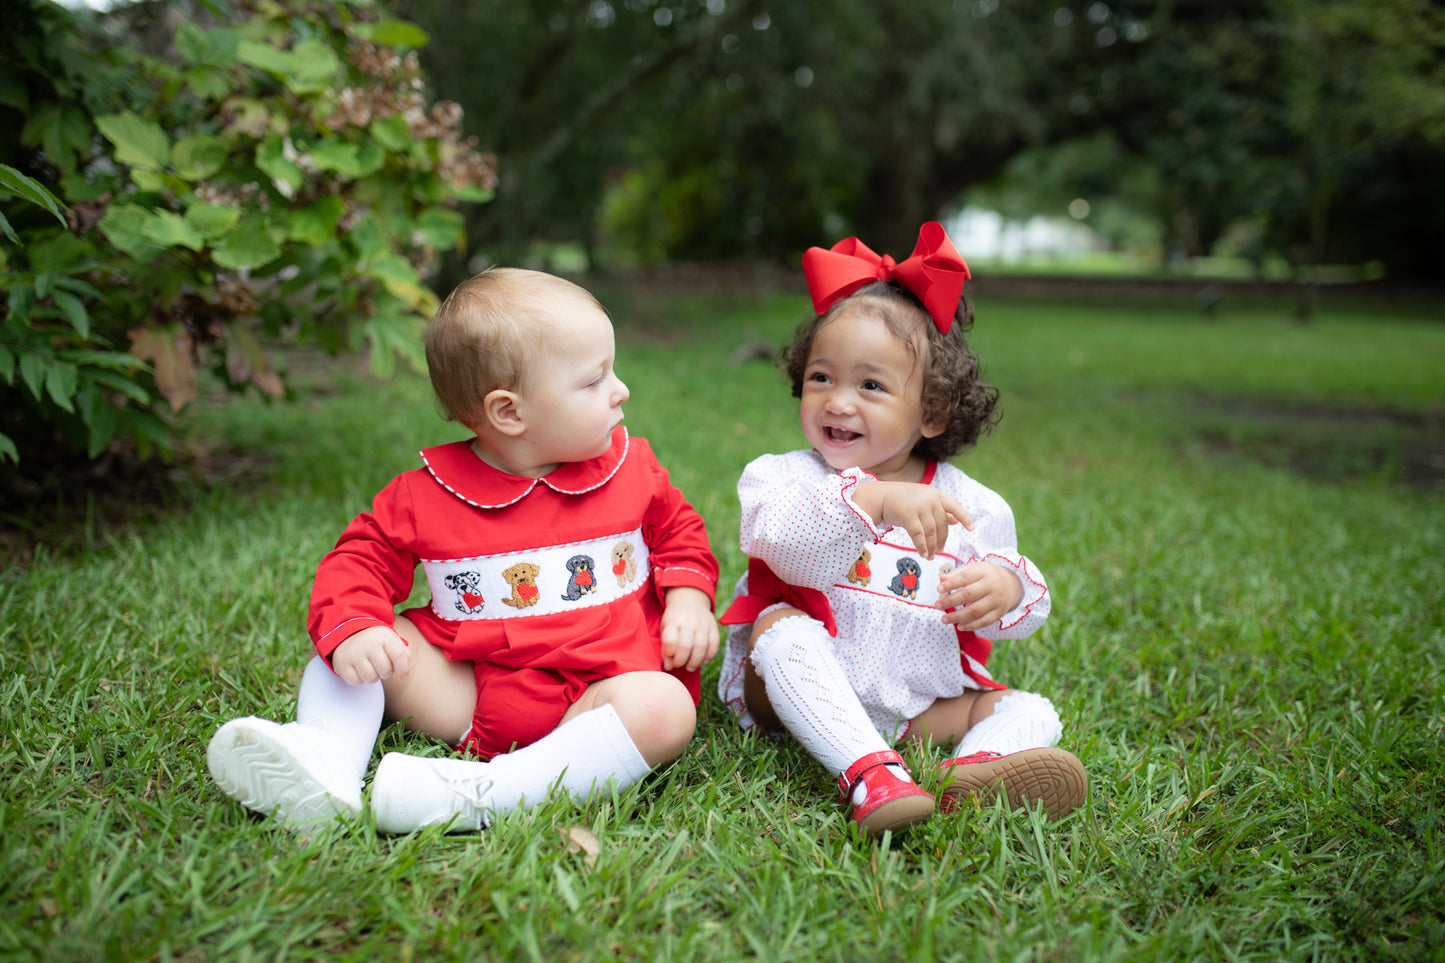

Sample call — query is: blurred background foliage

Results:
[2,0,1442,472]
[400,0,1445,281]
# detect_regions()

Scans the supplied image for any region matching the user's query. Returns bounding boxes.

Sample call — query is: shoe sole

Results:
[207,719,361,826]
[939,747,1087,820]
[857,793,936,836]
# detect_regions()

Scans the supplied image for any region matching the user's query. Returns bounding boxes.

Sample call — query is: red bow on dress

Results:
[801,221,971,333]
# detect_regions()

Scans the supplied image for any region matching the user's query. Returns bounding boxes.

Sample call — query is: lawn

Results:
[1,285,1442,962]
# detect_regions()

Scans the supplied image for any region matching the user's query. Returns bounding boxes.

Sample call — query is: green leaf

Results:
[0,345,13,383]
[82,390,118,458]
[413,208,466,249]
[185,67,232,101]
[57,349,144,372]
[172,134,229,181]
[361,19,431,48]
[6,283,34,323]
[255,136,303,193]
[212,218,282,270]
[27,231,92,274]
[368,114,411,153]
[0,431,16,463]
[142,210,206,251]
[96,112,171,171]
[99,204,168,263]
[51,290,90,338]
[175,22,238,67]
[355,140,385,177]
[174,22,210,65]
[45,361,78,412]
[19,351,47,401]
[287,40,341,93]
[131,169,187,194]
[346,212,389,261]
[287,196,344,245]
[310,139,362,177]
[236,39,294,78]
[0,164,69,227]
[184,202,241,241]
[87,368,152,404]
[21,103,91,173]
[0,210,14,244]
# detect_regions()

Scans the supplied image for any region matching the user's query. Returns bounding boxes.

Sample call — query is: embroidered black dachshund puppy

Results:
[560,554,598,601]
[888,558,922,600]
[444,571,485,614]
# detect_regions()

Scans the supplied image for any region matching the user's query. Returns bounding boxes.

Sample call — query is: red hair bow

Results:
[801,221,971,333]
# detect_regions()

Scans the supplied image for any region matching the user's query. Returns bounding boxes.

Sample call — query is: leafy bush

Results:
[0,0,495,465]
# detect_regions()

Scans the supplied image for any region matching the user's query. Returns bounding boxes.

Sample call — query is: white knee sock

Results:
[294,655,384,783]
[953,691,1063,757]
[749,616,895,783]
[483,703,650,813]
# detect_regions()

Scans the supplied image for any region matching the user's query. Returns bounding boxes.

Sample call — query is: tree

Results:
[0,0,495,466]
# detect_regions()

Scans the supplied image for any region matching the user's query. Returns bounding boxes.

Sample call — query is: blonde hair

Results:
[424,267,602,426]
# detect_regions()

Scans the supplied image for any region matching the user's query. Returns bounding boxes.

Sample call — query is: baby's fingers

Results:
[940,493,975,531]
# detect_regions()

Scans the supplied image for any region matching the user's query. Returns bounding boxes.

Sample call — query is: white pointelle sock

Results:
[295,654,385,785]
[952,691,1064,758]
[484,702,651,814]
[750,616,898,792]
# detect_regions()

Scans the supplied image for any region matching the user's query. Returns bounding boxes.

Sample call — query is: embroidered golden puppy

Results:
[501,561,542,609]
[611,541,637,587]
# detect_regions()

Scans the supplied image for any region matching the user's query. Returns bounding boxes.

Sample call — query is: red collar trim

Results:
[421,426,631,509]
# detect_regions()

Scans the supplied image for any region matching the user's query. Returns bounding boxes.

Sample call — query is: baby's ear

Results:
[921,414,947,439]
[482,388,525,436]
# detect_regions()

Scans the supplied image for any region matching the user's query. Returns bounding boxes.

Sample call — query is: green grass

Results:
[2,288,1442,961]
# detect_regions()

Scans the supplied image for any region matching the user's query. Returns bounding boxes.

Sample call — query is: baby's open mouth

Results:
[825,427,861,443]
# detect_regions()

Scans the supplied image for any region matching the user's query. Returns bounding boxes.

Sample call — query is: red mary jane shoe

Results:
[838,750,935,836]
[937,747,1087,820]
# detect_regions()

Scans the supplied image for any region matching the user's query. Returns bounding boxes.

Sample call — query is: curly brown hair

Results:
[781,280,999,463]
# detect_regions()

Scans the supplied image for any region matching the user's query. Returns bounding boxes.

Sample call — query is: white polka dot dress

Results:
[718,450,1049,742]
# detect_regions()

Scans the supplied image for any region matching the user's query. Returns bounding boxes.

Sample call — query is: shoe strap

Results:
[941,750,1003,770]
[837,749,906,802]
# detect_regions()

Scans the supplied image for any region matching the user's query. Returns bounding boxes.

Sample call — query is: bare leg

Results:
[382,615,476,744]
[561,670,696,767]
[904,688,1013,750]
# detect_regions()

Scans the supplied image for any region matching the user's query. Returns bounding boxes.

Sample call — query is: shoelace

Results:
[440,772,495,825]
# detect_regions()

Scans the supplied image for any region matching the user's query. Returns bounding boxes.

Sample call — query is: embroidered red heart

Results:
[902,574,917,589]
[613,559,627,575]
[575,570,593,587]
[518,582,538,600]
[463,592,484,609]
[857,564,871,578]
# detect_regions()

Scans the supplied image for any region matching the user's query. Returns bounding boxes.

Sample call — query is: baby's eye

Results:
[861,379,884,392]
[807,371,831,384]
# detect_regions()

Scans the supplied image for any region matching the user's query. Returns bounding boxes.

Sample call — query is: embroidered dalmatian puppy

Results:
[560,554,597,601]
[444,571,485,615]
[611,541,637,588]
[846,546,872,586]
[888,557,922,600]
[501,561,542,609]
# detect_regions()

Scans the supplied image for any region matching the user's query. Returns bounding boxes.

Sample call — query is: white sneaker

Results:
[370,752,494,835]
[207,717,363,826]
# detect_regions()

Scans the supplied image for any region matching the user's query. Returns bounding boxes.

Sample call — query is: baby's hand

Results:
[330,625,411,684]
[855,481,973,559]
[938,561,1022,631]
[660,586,720,672]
